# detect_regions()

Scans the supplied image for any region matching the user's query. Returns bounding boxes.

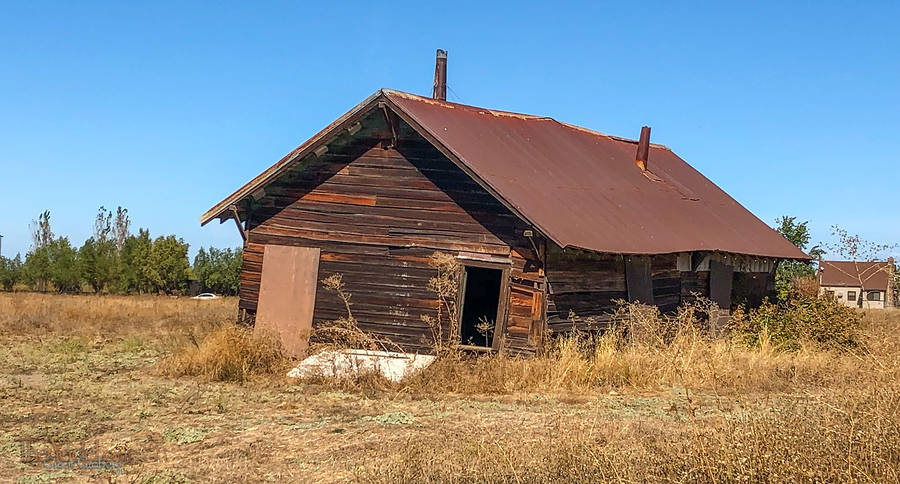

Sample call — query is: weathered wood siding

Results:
[239,136,540,352]
[680,270,710,304]
[732,271,776,307]
[652,254,681,313]
[545,249,626,332]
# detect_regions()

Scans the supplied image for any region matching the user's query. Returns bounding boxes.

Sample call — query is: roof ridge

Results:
[382,88,547,120]
[556,121,670,150]
[383,88,672,144]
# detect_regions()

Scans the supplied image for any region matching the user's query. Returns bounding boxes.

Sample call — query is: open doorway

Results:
[459,266,503,348]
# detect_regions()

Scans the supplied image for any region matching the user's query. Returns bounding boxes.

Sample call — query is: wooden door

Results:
[505,277,545,349]
[255,245,321,358]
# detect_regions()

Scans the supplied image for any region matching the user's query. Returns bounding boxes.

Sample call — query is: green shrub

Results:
[0,254,23,291]
[731,296,862,351]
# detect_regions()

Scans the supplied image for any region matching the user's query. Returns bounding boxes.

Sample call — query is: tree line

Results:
[0,208,241,295]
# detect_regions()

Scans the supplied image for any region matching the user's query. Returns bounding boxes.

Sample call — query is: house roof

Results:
[201,89,808,260]
[818,260,892,289]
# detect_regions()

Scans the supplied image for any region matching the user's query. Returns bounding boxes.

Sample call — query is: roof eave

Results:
[563,244,809,261]
[199,89,387,226]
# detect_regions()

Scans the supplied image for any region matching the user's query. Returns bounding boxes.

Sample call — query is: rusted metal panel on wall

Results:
[709,260,734,310]
[255,245,321,358]
[625,256,654,304]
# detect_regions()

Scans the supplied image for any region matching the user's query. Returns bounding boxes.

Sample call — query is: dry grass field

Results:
[2,293,900,483]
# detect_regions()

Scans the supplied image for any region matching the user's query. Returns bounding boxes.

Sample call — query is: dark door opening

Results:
[459,266,503,347]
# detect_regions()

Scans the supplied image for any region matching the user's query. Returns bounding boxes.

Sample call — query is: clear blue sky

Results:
[1,1,898,260]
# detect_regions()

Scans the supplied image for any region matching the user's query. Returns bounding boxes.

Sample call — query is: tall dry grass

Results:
[0,292,235,338]
[307,303,900,396]
[157,324,288,382]
[0,292,287,382]
[353,306,900,483]
[3,291,900,481]
[360,383,900,482]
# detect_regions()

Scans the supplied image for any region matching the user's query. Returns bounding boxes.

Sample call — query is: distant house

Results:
[200,50,808,357]
[818,259,896,309]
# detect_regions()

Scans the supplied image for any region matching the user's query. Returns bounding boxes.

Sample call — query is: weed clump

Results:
[158,324,286,382]
[730,296,862,351]
[163,426,210,445]
[309,274,387,352]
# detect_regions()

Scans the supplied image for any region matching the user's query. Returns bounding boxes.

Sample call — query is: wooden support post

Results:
[230,204,247,243]
[380,102,398,149]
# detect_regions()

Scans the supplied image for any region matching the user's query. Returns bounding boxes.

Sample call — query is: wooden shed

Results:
[201,52,808,356]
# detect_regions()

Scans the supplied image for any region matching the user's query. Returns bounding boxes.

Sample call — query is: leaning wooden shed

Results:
[201,51,808,357]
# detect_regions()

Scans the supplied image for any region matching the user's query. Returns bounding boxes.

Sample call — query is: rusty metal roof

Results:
[383,90,807,259]
[201,89,808,260]
[818,260,892,289]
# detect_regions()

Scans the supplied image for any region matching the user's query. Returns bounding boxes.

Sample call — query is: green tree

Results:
[47,237,81,293]
[0,254,23,291]
[118,229,154,294]
[774,216,823,301]
[79,237,118,293]
[23,246,52,291]
[148,235,190,294]
[78,206,121,293]
[193,247,242,295]
[113,206,131,253]
[29,210,53,251]
[94,206,113,241]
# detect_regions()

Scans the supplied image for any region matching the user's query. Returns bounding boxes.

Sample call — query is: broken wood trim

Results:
[379,101,399,149]
[230,204,248,243]
[493,266,512,351]
[456,251,512,265]
[689,251,776,273]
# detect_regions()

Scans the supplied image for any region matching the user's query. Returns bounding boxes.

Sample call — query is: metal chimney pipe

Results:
[433,49,447,101]
[635,126,651,171]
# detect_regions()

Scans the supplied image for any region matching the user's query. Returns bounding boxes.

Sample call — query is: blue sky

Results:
[1,1,897,260]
